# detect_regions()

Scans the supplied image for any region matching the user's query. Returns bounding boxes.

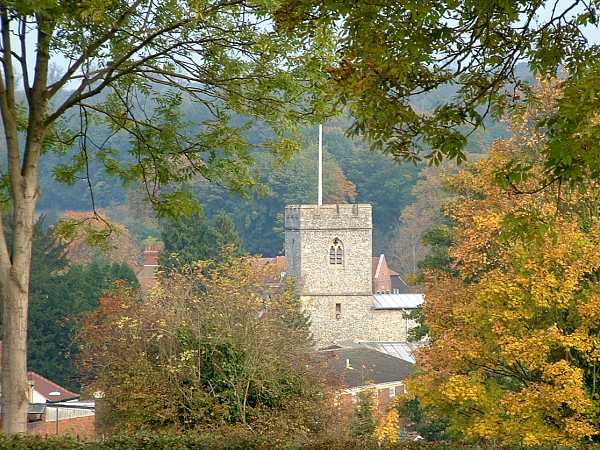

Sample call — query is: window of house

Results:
[389,386,396,399]
[335,303,341,320]
[329,238,343,265]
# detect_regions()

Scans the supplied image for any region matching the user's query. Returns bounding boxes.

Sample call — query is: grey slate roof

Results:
[315,346,414,389]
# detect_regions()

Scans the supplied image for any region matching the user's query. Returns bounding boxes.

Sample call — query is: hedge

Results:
[0,434,582,450]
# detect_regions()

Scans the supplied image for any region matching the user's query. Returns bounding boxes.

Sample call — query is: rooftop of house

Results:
[0,341,79,402]
[372,255,399,278]
[27,371,79,402]
[314,346,415,389]
[360,341,421,364]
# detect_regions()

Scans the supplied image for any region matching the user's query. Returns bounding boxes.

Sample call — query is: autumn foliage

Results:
[411,82,600,447]
[59,210,140,267]
[76,258,333,440]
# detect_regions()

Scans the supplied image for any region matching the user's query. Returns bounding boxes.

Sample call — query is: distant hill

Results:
[36,83,512,257]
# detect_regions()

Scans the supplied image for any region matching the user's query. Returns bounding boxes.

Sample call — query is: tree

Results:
[29,259,138,390]
[1,217,138,389]
[76,257,330,438]
[61,210,140,267]
[275,1,600,181]
[390,165,451,280]
[0,0,330,432]
[410,82,600,446]
[397,396,450,442]
[159,210,243,271]
[194,142,357,255]
[350,390,376,438]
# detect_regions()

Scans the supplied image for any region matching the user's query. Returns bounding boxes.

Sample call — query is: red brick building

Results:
[136,243,162,292]
[314,345,414,418]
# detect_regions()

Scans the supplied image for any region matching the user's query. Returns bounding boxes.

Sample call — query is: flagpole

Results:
[318,124,323,206]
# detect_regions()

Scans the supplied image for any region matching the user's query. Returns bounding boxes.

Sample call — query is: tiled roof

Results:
[315,346,414,388]
[27,372,78,401]
[372,256,381,279]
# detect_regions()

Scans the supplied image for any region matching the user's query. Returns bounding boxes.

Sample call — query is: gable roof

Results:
[315,346,414,389]
[27,372,78,402]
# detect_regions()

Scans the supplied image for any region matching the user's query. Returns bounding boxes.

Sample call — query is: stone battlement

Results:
[285,204,372,230]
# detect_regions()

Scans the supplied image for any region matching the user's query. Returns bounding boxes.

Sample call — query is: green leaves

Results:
[542,65,600,182]
[499,210,553,245]
[493,158,532,189]
[158,209,243,271]
[154,191,199,219]
[14,0,333,233]
[276,0,600,175]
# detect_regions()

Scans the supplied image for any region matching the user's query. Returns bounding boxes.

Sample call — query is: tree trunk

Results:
[1,276,30,433]
[1,194,36,433]
[0,11,48,431]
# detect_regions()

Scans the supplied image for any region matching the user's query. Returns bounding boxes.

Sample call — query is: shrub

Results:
[0,433,581,450]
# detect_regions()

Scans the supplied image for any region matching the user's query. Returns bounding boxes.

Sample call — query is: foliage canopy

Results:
[276,0,600,185]
[411,82,600,447]
[77,257,329,437]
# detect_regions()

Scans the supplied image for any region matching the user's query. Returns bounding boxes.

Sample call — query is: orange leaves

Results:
[411,83,600,446]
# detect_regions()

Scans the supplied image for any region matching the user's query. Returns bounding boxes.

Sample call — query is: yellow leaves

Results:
[440,375,484,404]
[115,316,139,330]
[588,111,600,127]
[559,329,596,354]
[500,328,560,370]
[415,90,600,445]
[578,291,600,320]
[375,405,400,443]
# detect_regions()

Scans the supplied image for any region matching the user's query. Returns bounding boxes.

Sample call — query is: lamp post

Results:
[48,391,61,435]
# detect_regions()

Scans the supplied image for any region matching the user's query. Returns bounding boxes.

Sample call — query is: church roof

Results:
[372,293,423,309]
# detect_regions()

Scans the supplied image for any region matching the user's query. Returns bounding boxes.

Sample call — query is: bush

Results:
[0,433,588,450]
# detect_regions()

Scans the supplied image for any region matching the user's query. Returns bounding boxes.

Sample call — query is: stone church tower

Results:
[285,204,375,345]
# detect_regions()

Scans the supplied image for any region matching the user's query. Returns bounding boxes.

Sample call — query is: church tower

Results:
[284,204,374,346]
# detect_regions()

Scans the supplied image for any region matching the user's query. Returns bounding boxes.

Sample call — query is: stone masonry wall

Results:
[285,204,372,296]
[285,203,414,347]
[304,294,412,346]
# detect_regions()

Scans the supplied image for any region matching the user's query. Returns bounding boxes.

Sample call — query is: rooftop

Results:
[315,346,414,389]
[372,293,424,310]
[27,371,79,402]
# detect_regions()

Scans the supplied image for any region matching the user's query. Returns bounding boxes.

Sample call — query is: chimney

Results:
[27,379,34,402]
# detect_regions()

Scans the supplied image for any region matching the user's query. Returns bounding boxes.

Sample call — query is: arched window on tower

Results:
[329,238,343,265]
